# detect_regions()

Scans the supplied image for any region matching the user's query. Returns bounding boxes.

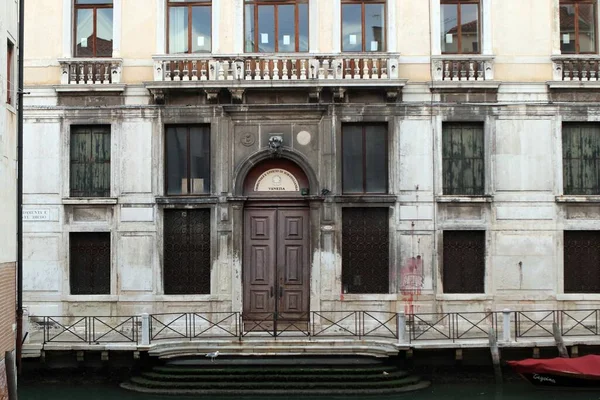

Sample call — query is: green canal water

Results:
[17,382,600,400]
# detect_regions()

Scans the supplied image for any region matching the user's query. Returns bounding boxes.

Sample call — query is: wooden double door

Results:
[243,207,310,327]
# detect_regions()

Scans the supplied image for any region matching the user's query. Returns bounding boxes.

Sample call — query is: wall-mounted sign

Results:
[254,169,300,192]
[23,209,50,221]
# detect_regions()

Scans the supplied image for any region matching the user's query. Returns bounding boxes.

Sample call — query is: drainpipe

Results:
[16,0,25,374]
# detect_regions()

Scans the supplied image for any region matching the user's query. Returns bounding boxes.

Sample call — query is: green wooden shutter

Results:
[442,123,484,195]
[563,123,600,195]
[70,126,110,197]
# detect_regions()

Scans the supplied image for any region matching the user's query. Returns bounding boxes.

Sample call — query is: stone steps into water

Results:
[121,356,430,395]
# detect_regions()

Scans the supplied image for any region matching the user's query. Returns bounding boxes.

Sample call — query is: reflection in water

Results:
[18,382,600,400]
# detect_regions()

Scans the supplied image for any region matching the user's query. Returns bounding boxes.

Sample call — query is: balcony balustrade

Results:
[431,56,495,82]
[551,56,600,82]
[58,58,123,85]
[152,53,400,84]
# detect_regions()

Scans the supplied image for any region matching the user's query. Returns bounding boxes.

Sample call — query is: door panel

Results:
[243,207,310,324]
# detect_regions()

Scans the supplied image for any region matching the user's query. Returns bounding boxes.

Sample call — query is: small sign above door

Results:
[254,168,300,192]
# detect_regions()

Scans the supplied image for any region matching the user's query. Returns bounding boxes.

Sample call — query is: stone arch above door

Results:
[233,149,319,197]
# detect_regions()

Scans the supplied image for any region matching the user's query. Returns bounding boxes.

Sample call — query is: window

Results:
[564,231,600,293]
[6,41,14,105]
[70,232,111,295]
[244,0,308,52]
[441,0,480,54]
[563,123,600,195]
[70,126,111,197]
[165,125,210,195]
[168,0,212,54]
[342,208,389,294]
[560,0,597,54]
[341,0,385,52]
[442,122,484,195]
[164,209,211,294]
[342,124,387,194]
[442,231,485,294]
[74,0,113,57]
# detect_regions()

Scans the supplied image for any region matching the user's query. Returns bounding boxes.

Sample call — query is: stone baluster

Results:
[572,61,580,81]
[309,62,316,79]
[93,63,100,84]
[443,61,450,80]
[263,60,271,80]
[87,64,93,83]
[381,63,388,79]
[254,60,262,80]
[372,58,378,79]
[282,60,289,80]
[291,59,297,80]
[325,59,333,79]
[582,61,589,81]
[272,60,280,80]
[173,61,181,81]
[300,59,307,80]
[344,58,352,79]
[335,60,343,79]
[353,58,360,79]
[199,61,207,81]
[468,61,475,80]
[460,61,467,80]
[103,63,110,84]
[191,61,198,81]
[318,60,325,79]
[564,61,572,81]
[182,60,190,81]
[225,61,233,80]
[245,60,252,80]
[236,61,244,80]
[591,61,598,81]
[361,58,368,79]
[69,64,77,84]
[217,61,224,80]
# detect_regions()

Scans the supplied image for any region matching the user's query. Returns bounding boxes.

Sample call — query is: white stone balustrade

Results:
[152,53,400,83]
[431,56,494,81]
[58,58,123,85]
[552,56,600,81]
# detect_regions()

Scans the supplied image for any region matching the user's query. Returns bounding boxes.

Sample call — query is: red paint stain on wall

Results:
[400,256,424,315]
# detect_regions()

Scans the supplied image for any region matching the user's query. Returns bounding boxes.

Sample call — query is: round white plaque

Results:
[296,130,311,146]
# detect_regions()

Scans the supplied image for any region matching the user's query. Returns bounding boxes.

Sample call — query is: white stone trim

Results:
[212,0,220,53]
[430,0,441,56]
[62,0,72,58]
[309,0,319,53]
[234,0,243,53]
[156,0,166,54]
[332,0,341,53]
[112,0,122,57]
[386,0,396,52]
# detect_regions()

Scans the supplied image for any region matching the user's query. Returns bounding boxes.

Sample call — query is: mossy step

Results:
[153,365,395,375]
[121,380,431,396]
[141,369,409,382]
[129,374,421,390]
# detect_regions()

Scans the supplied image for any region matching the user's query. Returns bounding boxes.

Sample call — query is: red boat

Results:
[507,355,600,389]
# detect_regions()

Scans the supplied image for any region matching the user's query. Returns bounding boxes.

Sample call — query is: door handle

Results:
[279,286,283,299]
[270,286,274,298]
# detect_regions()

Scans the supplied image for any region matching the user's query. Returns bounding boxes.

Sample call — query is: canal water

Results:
[17,382,600,400]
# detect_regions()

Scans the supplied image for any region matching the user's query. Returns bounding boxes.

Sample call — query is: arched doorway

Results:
[242,158,311,331]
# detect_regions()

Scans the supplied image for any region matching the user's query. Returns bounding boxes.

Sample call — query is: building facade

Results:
[1,0,18,394]
[22,0,600,328]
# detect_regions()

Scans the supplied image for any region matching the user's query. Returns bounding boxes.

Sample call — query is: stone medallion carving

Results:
[241,132,256,147]
[296,130,311,146]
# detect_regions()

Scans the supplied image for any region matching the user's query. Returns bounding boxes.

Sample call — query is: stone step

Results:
[120,380,431,396]
[153,365,395,375]
[128,374,422,390]
[167,355,384,366]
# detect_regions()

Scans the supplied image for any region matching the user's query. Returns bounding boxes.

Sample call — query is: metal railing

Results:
[42,316,138,344]
[34,309,600,346]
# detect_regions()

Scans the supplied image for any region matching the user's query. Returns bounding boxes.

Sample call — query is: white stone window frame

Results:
[430,0,492,56]
[333,0,396,53]
[62,0,122,58]
[552,0,600,55]
[156,0,220,54]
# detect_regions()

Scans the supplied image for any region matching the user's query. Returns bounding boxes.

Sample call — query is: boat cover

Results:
[507,355,600,377]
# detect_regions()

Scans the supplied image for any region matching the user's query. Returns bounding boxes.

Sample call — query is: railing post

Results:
[396,312,406,344]
[140,313,150,345]
[502,309,511,342]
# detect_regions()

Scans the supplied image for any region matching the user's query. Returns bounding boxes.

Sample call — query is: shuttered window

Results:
[163,209,211,294]
[166,125,211,195]
[342,208,389,294]
[443,231,485,293]
[563,123,600,195]
[442,122,484,195]
[342,124,387,194]
[70,232,111,295]
[70,126,111,197]
[564,231,600,293]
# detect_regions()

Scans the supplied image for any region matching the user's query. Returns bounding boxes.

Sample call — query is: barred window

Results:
[70,232,111,295]
[443,231,485,294]
[563,123,600,195]
[70,126,111,197]
[342,208,389,294]
[442,122,484,195]
[564,231,600,293]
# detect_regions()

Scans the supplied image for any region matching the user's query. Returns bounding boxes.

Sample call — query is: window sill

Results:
[63,198,117,205]
[557,294,600,301]
[556,195,600,203]
[339,293,398,301]
[156,196,219,205]
[435,294,492,301]
[333,195,397,203]
[54,84,126,93]
[63,294,117,302]
[436,195,492,203]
